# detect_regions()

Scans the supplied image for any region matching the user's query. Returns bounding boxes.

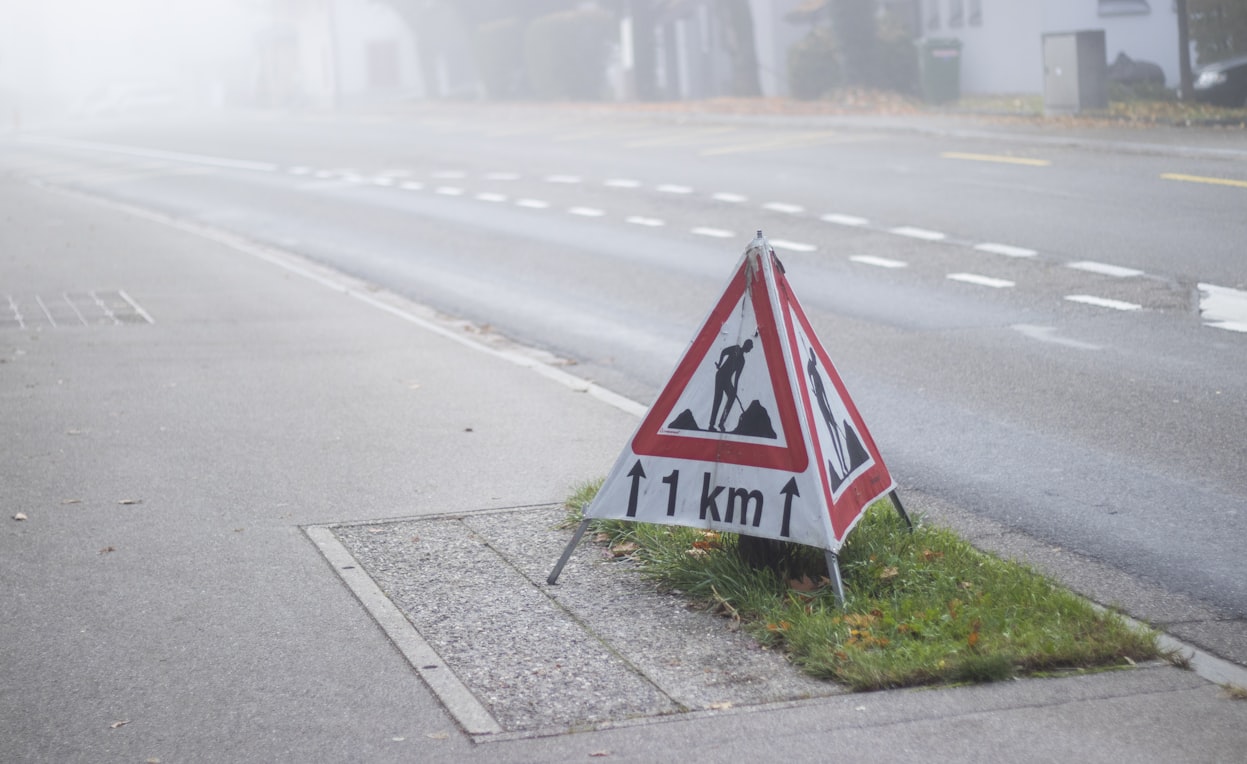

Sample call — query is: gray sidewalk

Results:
[2,172,1245,762]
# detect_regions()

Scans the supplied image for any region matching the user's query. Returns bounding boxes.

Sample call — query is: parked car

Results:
[1192,55,1247,108]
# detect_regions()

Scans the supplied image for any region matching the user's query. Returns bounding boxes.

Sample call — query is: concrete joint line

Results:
[468,523,689,714]
[304,526,505,736]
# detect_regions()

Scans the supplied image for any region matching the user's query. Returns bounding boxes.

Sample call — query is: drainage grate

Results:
[1,291,153,329]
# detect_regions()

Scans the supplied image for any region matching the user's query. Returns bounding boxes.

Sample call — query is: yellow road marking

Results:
[625,127,738,148]
[1161,172,1247,189]
[701,131,868,156]
[941,151,1051,166]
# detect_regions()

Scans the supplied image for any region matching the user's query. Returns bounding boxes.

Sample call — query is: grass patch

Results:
[566,485,1160,692]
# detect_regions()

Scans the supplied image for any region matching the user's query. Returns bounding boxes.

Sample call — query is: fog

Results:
[0,0,267,122]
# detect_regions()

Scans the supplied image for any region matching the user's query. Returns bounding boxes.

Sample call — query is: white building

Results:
[260,0,425,109]
[920,0,1181,94]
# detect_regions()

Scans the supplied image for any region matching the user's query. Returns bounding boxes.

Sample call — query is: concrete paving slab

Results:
[327,505,837,737]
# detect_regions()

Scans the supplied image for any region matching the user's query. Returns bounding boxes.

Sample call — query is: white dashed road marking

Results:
[948,273,1014,289]
[625,216,664,227]
[605,178,642,188]
[770,239,816,253]
[1067,261,1144,278]
[850,255,907,269]
[400,181,424,191]
[657,184,693,194]
[569,207,605,217]
[763,202,804,215]
[1064,295,1142,311]
[1197,283,1247,332]
[546,174,581,184]
[1012,324,1102,351]
[515,199,549,209]
[712,192,748,203]
[432,170,466,179]
[476,192,507,203]
[975,243,1037,258]
[435,186,464,196]
[892,226,947,241]
[822,213,869,227]
[484,172,520,181]
[692,227,735,239]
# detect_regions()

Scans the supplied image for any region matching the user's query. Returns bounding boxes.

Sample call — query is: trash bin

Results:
[920,38,962,104]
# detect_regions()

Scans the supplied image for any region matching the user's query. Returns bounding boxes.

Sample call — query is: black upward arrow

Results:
[626,461,646,517]
[780,477,799,537]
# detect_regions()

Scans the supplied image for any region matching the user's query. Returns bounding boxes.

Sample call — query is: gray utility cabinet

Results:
[1043,30,1108,114]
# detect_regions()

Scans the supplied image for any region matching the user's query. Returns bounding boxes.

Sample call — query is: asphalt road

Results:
[3,104,1245,633]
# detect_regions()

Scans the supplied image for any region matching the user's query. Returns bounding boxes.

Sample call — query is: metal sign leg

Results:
[824,551,846,606]
[547,519,591,585]
[889,489,913,532]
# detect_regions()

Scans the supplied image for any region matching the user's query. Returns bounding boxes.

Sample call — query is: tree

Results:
[1188,0,1247,66]
[826,0,877,88]
[718,0,763,97]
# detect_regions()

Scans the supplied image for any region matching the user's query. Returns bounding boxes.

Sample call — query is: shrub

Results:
[788,28,841,100]
[524,9,615,100]
[474,18,528,99]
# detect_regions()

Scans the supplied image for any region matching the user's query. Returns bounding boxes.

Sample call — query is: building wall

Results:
[923,0,1180,94]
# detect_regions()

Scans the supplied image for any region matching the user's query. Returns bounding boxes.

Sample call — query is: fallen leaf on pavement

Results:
[99,546,116,555]
[62,499,82,505]
[110,720,130,729]
[425,732,449,740]
[117,499,142,506]
[709,701,733,710]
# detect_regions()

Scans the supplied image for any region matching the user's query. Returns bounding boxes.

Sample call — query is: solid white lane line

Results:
[657,184,693,194]
[435,186,464,196]
[1064,295,1142,311]
[850,255,907,269]
[712,192,748,203]
[515,199,549,209]
[948,273,1014,289]
[975,243,1037,258]
[625,216,664,227]
[822,213,869,226]
[20,135,279,172]
[763,202,804,215]
[569,206,605,217]
[546,174,582,184]
[1197,283,1247,332]
[771,239,817,253]
[692,227,735,239]
[892,226,946,241]
[1067,261,1144,278]
[476,192,507,203]
[605,178,642,188]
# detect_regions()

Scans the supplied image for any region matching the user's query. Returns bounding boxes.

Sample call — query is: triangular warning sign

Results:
[631,256,808,473]
[588,234,895,553]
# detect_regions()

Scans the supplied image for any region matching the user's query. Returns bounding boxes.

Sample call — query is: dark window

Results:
[1098,0,1150,16]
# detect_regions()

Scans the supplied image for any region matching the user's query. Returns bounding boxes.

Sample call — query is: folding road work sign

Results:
[549,232,907,599]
